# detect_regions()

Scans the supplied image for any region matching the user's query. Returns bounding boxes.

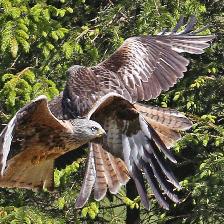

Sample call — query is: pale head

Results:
[69,118,106,141]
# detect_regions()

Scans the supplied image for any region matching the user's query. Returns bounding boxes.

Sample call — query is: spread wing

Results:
[64,16,214,117]
[0,95,73,190]
[98,16,214,102]
[75,99,192,209]
[64,17,213,209]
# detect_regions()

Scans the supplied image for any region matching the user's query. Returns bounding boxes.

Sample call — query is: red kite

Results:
[0,96,105,190]
[59,17,213,209]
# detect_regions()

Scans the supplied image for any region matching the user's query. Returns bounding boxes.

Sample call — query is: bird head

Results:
[70,119,106,141]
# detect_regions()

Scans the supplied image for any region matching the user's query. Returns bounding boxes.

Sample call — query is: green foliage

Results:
[81,202,99,220]
[0,206,64,224]
[121,195,140,209]
[54,160,80,188]
[0,0,223,223]
[0,68,59,117]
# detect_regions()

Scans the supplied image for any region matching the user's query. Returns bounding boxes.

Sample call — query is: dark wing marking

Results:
[0,95,71,175]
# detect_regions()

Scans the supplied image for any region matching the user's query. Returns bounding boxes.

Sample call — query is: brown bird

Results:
[0,16,214,210]
[0,95,105,190]
[53,16,213,210]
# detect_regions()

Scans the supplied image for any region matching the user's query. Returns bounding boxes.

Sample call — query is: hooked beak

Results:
[97,128,106,137]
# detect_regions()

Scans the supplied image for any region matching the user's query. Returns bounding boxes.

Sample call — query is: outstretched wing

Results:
[75,98,192,209]
[64,17,213,209]
[98,16,214,102]
[64,16,214,117]
[0,95,72,189]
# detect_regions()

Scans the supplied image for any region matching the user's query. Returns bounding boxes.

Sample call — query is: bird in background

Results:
[0,16,214,210]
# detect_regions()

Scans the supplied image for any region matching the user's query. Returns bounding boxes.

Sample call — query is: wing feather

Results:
[76,143,129,208]
[0,158,54,191]
[0,95,69,175]
[75,145,96,208]
[63,17,214,117]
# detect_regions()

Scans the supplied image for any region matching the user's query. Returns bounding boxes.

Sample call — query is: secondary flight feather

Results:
[61,16,213,210]
[0,95,105,190]
[0,16,214,210]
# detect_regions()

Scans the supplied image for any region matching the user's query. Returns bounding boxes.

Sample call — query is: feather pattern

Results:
[119,114,181,209]
[135,103,192,148]
[75,145,96,208]
[70,17,213,209]
[77,100,186,209]
[0,96,67,176]
[0,158,54,190]
[0,96,105,191]
[63,18,214,117]
[75,142,129,208]
[135,103,192,130]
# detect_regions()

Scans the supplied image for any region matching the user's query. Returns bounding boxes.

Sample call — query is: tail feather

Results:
[104,153,121,194]
[75,147,96,208]
[135,103,192,149]
[148,122,181,148]
[75,143,129,208]
[93,144,129,200]
[93,144,108,201]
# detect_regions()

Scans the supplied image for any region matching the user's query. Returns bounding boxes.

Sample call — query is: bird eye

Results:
[91,126,98,132]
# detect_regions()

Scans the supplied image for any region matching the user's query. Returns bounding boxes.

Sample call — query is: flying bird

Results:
[55,16,213,210]
[0,16,214,210]
[0,95,105,190]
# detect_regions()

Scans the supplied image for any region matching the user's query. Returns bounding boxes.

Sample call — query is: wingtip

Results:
[75,196,86,209]
[33,95,48,102]
[168,155,177,164]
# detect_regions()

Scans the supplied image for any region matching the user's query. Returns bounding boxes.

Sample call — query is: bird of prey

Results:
[54,16,213,210]
[0,95,105,190]
[0,16,214,210]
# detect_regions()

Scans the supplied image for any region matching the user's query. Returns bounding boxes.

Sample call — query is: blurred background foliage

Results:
[0,0,223,223]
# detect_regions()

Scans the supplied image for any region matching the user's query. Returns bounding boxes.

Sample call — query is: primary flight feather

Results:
[58,16,213,210]
[0,16,214,210]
